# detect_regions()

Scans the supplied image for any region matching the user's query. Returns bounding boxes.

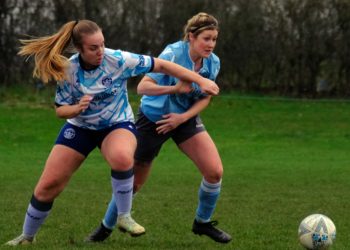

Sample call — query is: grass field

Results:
[0,88,350,249]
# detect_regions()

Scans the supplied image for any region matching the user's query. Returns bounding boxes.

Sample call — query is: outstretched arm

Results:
[151,58,219,96]
[137,77,192,96]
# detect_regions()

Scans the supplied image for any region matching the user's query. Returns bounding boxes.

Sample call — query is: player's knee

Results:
[109,152,134,171]
[204,167,223,183]
[34,180,62,202]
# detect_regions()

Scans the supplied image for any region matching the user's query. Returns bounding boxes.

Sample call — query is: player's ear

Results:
[189,32,195,42]
[76,46,82,54]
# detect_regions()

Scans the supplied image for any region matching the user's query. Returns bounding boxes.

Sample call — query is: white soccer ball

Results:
[298,214,336,249]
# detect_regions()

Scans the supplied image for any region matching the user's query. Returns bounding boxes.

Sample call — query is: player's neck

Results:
[189,52,203,72]
[79,55,99,71]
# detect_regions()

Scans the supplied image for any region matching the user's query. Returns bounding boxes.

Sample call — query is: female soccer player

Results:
[5,19,219,246]
[87,13,231,243]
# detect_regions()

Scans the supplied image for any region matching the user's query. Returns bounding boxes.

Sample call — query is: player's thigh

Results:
[101,128,137,170]
[178,131,223,181]
[34,144,85,201]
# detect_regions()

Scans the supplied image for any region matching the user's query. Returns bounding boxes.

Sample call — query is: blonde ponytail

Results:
[18,21,76,83]
[18,20,101,83]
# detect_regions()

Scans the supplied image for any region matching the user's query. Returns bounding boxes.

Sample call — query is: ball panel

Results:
[298,214,336,250]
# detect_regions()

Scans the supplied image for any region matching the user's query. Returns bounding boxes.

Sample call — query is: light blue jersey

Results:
[55,48,154,130]
[140,41,220,122]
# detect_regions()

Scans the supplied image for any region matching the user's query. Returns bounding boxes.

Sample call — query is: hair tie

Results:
[190,23,217,33]
[72,20,79,41]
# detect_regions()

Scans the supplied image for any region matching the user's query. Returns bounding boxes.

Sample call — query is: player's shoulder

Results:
[160,41,188,63]
[168,40,187,50]
[66,53,80,75]
[208,52,220,65]
[103,48,133,67]
[104,48,123,58]
[69,53,79,63]
[105,48,146,62]
[163,41,187,55]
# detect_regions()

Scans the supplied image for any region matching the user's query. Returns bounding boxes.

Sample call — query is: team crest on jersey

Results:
[64,128,76,139]
[102,77,113,87]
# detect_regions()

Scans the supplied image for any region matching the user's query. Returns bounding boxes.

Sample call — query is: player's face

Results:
[79,31,105,68]
[190,29,218,58]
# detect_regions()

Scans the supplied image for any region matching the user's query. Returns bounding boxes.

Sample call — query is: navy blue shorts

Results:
[55,122,137,157]
[134,111,206,162]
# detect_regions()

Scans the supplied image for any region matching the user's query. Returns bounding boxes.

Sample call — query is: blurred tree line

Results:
[1,0,350,97]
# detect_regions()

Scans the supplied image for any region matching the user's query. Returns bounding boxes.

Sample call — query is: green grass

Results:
[0,88,350,249]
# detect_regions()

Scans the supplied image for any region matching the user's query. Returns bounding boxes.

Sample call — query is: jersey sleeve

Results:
[55,81,74,106]
[120,51,154,79]
[146,46,176,86]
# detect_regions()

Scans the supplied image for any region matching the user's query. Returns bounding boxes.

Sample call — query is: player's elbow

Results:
[137,81,146,95]
[55,106,65,118]
[137,76,155,95]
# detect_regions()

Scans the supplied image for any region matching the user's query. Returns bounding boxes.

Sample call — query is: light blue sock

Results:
[102,192,139,229]
[102,194,118,230]
[111,169,133,217]
[195,178,221,223]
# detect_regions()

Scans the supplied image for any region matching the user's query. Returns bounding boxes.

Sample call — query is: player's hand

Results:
[78,95,93,113]
[156,113,186,134]
[198,78,219,96]
[174,80,193,94]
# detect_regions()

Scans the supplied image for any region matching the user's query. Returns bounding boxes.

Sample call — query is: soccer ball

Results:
[298,214,336,249]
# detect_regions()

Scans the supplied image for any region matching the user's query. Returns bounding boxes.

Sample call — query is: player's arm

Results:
[137,76,192,96]
[55,95,93,119]
[151,58,219,96]
[156,96,211,134]
[180,95,211,121]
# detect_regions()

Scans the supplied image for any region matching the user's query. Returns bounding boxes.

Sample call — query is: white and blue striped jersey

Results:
[140,41,220,122]
[55,48,154,130]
